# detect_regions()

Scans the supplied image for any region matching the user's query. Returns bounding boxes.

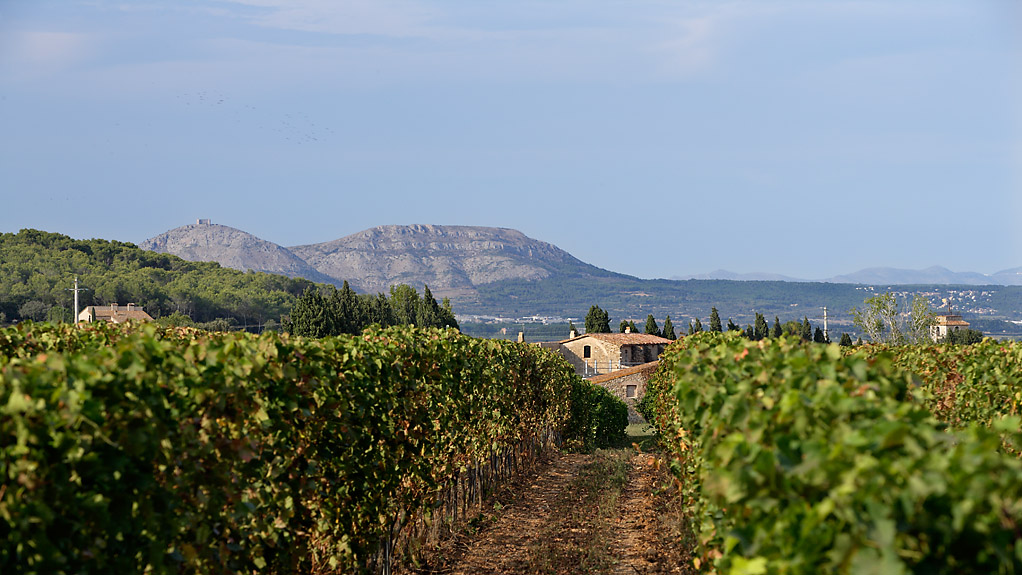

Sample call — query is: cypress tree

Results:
[585,305,611,333]
[619,320,629,333]
[693,317,703,333]
[286,287,334,338]
[439,297,459,330]
[754,313,769,340]
[727,318,740,332]
[662,315,676,339]
[801,316,812,341]
[772,316,782,338]
[629,320,639,333]
[814,326,826,343]
[644,314,660,336]
[709,307,723,332]
[839,333,853,347]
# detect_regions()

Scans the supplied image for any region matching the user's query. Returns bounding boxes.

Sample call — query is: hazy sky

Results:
[1,1,1019,280]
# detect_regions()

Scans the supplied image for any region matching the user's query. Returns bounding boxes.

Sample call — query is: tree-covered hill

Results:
[0,229,318,328]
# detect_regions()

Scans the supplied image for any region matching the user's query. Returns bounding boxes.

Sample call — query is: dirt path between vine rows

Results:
[417,449,694,575]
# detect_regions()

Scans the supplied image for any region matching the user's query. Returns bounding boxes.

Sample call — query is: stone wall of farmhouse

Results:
[589,362,658,424]
[559,338,623,374]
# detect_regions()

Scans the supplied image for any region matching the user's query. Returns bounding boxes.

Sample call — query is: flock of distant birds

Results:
[175,91,333,145]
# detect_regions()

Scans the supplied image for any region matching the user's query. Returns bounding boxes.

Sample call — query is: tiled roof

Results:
[588,360,660,384]
[81,306,154,323]
[934,315,970,327]
[561,332,675,345]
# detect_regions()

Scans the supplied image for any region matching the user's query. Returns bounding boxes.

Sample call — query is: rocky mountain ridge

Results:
[140,223,1022,292]
[677,265,1022,286]
[139,223,339,285]
[141,223,622,298]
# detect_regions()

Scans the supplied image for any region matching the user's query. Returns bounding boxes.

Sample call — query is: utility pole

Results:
[823,306,829,342]
[67,276,88,325]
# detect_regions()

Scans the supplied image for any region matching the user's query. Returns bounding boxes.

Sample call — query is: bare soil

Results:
[414,449,695,575]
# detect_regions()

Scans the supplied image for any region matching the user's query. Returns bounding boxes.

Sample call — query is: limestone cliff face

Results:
[140,224,338,284]
[288,224,606,295]
[141,223,617,296]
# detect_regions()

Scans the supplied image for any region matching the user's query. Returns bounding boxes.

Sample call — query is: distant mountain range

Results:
[141,222,1022,293]
[676,266,1022,286]
[141,222,624,299]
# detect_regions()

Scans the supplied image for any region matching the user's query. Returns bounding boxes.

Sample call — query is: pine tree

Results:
[693,317,702,333]
[772,316,782,338]
[814,326,826,343]
[839,333,853,347]
[745,325,754,339]
[709,307,723,332]
[662,315,676,339]
[644,314,660,336]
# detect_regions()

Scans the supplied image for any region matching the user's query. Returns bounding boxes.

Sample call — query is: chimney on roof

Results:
[127,303,135,311]
[624,326,631,334]
[110,303,117,312]
[569,329,577,339]
[517,332,525,343]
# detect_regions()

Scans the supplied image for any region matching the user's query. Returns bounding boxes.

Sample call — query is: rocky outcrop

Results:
[140,223,338,284]
[141,223,622,296]
[288,224,614,295]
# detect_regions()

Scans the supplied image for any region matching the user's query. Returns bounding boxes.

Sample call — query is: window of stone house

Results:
[626,385,636,398]
[583,345,591,358]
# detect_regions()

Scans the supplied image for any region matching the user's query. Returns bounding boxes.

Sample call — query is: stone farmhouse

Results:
[588,361,660,423]
[78,303,154,324]
[540,329,673,378]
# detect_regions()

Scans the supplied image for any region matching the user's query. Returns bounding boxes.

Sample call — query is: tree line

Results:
[283,281,459,337]
[579,295,985,347]
[0,229,318,329]
[581,304,839,344]
[0,229,461,336]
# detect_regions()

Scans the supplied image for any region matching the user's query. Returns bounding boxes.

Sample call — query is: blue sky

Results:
[1,1,1019,280]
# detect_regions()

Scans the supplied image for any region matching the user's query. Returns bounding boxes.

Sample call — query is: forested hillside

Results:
[0,229,316,327]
